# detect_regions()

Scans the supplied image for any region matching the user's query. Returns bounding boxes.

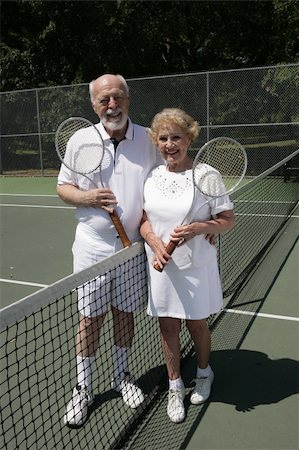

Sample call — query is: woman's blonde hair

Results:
[149,108,200,144]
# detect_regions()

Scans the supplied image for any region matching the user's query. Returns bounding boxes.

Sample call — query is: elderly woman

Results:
[140,108,235,423]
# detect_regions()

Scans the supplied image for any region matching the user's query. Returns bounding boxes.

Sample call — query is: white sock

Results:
[113,345,130,379]
[77,355,96,392]
[169,377,184,391]
[197,364,212,378]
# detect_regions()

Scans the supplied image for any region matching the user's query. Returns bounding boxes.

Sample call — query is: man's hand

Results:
[57,184,117,211]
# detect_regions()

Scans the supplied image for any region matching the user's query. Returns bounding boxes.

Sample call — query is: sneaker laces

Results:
[168,389,184,406]
[73,386,92,404]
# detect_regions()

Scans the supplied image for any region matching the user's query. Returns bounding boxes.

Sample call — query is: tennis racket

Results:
[154,137,247,272]
[55,117,132,248]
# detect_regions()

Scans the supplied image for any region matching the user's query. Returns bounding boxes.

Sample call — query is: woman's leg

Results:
[186,318,214,405]
[159,317,185,423]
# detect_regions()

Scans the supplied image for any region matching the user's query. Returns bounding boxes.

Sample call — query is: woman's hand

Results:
[170,211,235,246]
[146,233,172,269]
[170,223,198,245]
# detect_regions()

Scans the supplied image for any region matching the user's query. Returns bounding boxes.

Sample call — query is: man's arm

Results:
[57,184,117,210]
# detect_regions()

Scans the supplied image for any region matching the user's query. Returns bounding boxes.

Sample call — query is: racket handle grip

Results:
[109,211,132,248]
[153,240,178,272]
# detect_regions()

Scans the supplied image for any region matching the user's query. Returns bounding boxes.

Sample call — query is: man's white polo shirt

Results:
[57,118,161,245]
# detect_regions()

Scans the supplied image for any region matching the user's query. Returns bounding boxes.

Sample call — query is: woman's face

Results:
[156,124,192,171]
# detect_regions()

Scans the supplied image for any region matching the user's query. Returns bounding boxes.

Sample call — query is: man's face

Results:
[92,79,130,132]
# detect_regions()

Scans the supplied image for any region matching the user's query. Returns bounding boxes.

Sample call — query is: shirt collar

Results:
[97,117,134,141]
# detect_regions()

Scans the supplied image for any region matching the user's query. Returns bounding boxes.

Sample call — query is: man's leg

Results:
[64,313,106,427]
[75,313,106,391]
[111,307,144,408]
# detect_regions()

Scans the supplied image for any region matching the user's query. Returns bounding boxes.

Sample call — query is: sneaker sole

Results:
[190,396,208,405]
[168,412,185,423]
[167,391,186,423]
[112,379,145,408]
[63,398,94,428]
[190,389,212,405]
[190,375,214,405]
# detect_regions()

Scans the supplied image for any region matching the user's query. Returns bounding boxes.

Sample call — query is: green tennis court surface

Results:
[0,177,75,307]
[0,176,58,195]
[0,174,298,449]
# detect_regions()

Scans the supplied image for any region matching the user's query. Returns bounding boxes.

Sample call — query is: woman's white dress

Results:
[143,165,233,320]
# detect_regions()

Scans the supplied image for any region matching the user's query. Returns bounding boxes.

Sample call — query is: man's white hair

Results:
[89,74,129,102]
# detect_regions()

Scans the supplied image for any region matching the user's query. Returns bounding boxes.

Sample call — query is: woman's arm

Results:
[140,211,172,269]
[170,210,235,243]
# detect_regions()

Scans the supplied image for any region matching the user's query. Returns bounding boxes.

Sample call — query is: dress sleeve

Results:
[209,195,234,215]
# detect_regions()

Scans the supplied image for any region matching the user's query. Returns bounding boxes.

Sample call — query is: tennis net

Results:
[1,150,298,450]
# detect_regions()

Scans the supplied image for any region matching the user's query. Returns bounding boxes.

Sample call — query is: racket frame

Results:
[56,116,132,248]
[153,137,247,271]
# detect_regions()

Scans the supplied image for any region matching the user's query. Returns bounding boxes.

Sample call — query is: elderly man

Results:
[57,74,161,427]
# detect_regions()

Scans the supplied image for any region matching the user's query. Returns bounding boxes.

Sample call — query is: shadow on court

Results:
[210,349,299,412]
[118,214,299,450]
[89,362,168,416]
[120,349,299,450]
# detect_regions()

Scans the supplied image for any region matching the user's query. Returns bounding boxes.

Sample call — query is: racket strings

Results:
[56,118,104,175]
[193,139,247,197]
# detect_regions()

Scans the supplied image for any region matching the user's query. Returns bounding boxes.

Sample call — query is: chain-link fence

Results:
[0,64,298,176]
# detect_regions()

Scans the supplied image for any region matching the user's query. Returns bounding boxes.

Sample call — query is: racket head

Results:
[55,117,104,175]
[192,137,247,198]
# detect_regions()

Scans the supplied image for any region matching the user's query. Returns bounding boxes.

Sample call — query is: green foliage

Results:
[262,65,299,122]
[1,0,298,92]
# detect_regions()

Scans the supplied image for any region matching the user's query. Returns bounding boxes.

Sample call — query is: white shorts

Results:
[73,225,147,317]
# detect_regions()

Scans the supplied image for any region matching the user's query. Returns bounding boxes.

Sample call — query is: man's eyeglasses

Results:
[97,95,126,106]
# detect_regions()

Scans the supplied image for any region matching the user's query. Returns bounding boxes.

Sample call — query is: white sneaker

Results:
[111,372,144,408]
[167,388,185,423]
[63,386,94,427]
[190,372,214,405]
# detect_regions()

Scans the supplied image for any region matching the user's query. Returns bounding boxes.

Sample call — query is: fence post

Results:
[0,149,2,175]
[35,89,44,175]
[206,71,210,142]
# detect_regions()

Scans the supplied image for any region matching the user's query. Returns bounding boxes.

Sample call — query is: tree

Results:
[1,0,298,92]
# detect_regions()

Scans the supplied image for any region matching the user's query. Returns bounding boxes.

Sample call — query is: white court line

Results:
[0,278,48,288]
[1,279,298,322]
[236,213,299,218]
[0,203,74,209]
[224,308,299,322]
[235,200,295,204]
[2,204,297,216]
[0,193,57,197]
